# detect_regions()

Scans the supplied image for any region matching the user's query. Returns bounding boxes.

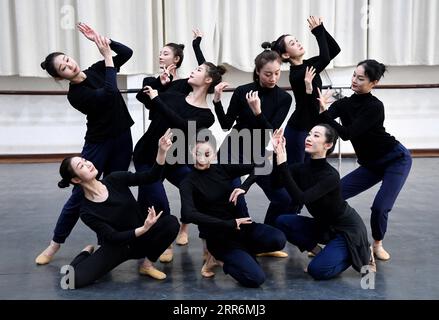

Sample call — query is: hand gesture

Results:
[304,66,316,94]
[158,129,173,153]
[77,22,99,42]
[317,88,334,113]
[274,132,287,165]
[95,34,112,58]
[229,188,246,206]
[271,128,284,150]
[235,217,252,230]
[144,206,163,229]
[192,28,204,39]
[307,16,323,31]
[159,64,177,85]
[246,90,261,116]
[143,85,158,100]
[213,82,229,103]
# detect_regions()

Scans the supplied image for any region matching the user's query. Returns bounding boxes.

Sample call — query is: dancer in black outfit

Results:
[134,62,225,261]
[271,16,340,164]
[137,29,206,246]
[180,135,286,287]
[318,59,412,260]
[213,45,292,245]
[36,23,134,265]
[60,130,179,288]
[272,126,374,280]
[141,28,206,95]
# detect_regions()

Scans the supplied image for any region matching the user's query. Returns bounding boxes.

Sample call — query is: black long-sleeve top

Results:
[67,40,134,143]
[136,37,206,103]
[274,158,370,271]
[319,92,398,165]
[287,25,340,131]
[214,82,291,161]
[133,92,215,165]
[180,164,257,237]
[79,163,164,245]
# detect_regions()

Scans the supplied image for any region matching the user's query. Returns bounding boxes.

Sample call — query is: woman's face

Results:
[351,65,377,94]
[304,125,331,156]
[159,46,180,68]
[188,64,211,87]
[70,157,98,183]
[283,35,305,59]
[53,54,81,80]
[256,60,281,88]
[192,142,216,170]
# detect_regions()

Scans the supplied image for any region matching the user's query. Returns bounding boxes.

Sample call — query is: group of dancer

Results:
[35,17,411,288]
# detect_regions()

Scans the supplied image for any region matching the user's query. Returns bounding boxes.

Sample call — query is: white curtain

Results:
[163,0,220,77]
[0,0,162,77]
[217,0,338,72]
[369,0,439,65]
[0,0,438,77]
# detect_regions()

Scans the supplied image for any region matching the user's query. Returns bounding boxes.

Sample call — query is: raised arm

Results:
[213,84,240,130]
[192,28,206,65]
[77,22,132,70]
[274,136,338,204]
[318,90,384,141]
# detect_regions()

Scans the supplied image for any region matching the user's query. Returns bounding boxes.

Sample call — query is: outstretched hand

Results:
[192,28,204,39]
[317,88,334,113]
[95,34,112,59]
[143,85,158,100]
[235,217,252,230]
[158,129,173,153]
[144,206,163,229]
[307,16,323,31]
[304,66,316,94]
[246,90,261,116]
[159,64,177,85]
[271,128,284,150]
[213,82,229,103]
[77,22,109,44]
[229,188,246,206]
[273,130,287,165]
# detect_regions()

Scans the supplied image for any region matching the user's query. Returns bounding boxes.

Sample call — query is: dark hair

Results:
[357,59,387,82]
[58,156,77,188]
[270,34,290,62]
[192,129,217,152]
[253,43,282,82]
[316,123,338,156]
[203,62,226,93]
[41,52,64,78]
[164,43,185,68]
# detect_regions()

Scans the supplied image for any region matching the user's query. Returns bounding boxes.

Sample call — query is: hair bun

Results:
[40,61,47,70]
[261,41,272,50]
[216,64,227,76]
[178,44,185,50]
[58,179,70,189]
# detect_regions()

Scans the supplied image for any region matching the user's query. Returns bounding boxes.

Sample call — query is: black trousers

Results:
[69,215,179,288]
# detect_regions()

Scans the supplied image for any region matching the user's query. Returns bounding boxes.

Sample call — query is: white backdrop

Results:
[1,0,438,77]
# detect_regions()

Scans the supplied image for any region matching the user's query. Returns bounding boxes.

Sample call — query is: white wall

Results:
[0,65,438,155]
